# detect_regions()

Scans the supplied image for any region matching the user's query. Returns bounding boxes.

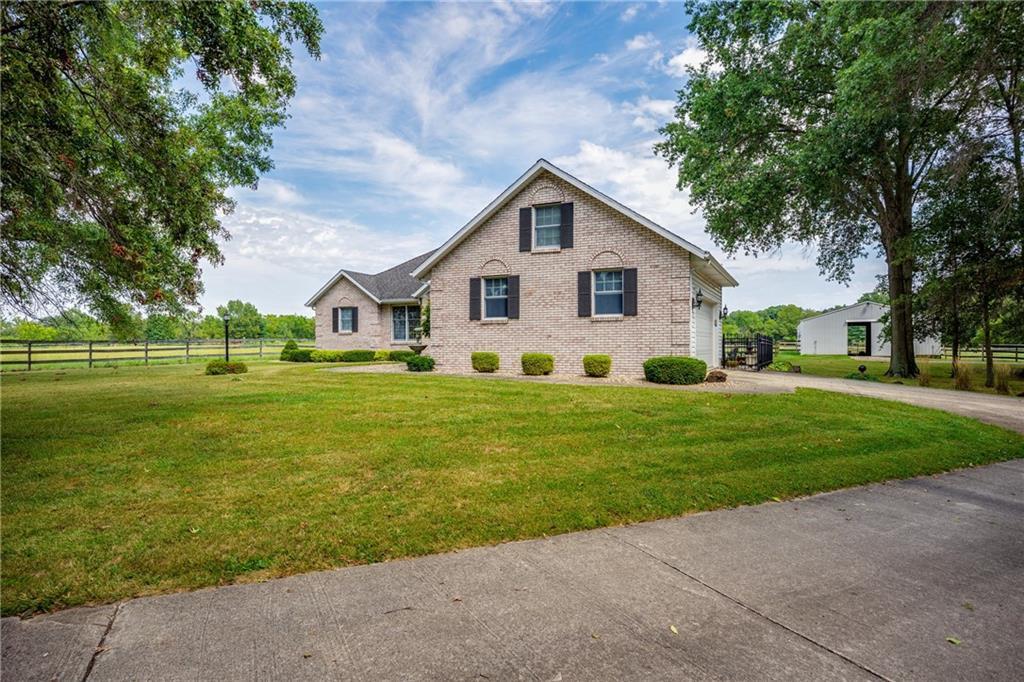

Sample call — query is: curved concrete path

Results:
[726,371,1024,434]
[4,460,1022,681]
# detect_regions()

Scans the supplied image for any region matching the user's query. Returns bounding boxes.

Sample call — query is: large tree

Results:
[1,1,321,335]
[657,1,1005,376]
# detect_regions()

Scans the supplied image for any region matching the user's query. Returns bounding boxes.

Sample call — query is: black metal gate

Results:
[721,333,774,371]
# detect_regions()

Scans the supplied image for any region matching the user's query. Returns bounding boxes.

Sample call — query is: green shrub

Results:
[340,349,375,362]
[310,349,343,362]
[406,355,435,372]
[767,360,793,373]
[521,353,554,376]
[373,350,390,361]
[472,351,500,373]
[279,339,299,361]
[389,350,416,362]
[953,359,973,391]
[205,359,248,375]
[582,354,611,377]
[284,348,313,363]
[643,356,706,385]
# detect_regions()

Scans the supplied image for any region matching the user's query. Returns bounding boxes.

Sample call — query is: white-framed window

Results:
[593,270,624,315]
[338,307,354,332]
[484,277,509,318]
[534,205,561,248]
[392,305,420,341]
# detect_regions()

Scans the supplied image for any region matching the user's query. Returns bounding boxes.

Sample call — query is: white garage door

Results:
[694,303,716,367]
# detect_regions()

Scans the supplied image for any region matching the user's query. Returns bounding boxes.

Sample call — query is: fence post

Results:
[185,338,190,364]
[144,340,149,365]
[259,338,264,359]
[88,341,93,369]
[27,341,32,371]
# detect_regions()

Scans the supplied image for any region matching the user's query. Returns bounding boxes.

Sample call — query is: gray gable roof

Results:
[306,250,434,306]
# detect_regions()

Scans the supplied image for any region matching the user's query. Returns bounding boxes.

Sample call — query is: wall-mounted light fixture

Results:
[691,288,704,309]
[719,304,729,320]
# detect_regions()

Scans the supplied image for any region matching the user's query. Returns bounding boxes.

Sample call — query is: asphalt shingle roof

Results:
[340,250,434,301]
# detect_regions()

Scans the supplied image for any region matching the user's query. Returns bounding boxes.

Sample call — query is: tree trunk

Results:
[982,297,994,387]
[886,256,919,377]
[950,301,960,377]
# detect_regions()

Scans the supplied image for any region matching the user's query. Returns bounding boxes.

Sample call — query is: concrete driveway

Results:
[4,460,1022,681]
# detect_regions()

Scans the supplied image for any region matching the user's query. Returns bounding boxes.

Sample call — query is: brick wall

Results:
[424,171,696,375]
[312,278,385,350]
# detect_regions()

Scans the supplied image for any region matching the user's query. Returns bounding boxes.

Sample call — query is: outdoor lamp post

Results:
[222,313,230,361]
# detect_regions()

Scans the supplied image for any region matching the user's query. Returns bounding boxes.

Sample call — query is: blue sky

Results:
[204,0,886,315]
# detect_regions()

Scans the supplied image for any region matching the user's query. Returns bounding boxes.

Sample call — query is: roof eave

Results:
[305,270,381,307]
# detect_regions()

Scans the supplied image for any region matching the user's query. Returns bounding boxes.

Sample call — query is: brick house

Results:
[307,159,737,374]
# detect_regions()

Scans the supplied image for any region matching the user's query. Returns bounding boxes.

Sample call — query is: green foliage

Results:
[582,354,612,377]
[643,356,707,385]
[471,352,500,373]
[405,355,435,372]
[282,348,312,363]
[767,360,793,373]
[656,1,1018,376]
[521,353,554,376]
[263,314,314,339]
[217,301,264,339]
[144,314,181,341]
[388,350,416,362]
[340,349,375,363]
[373,350,390,361]
[205,359,248,375]
[8,320,59,341]
[0,2,322,332]
[722,304,817,340]
[279,339,298,361]
[418,303,431,338]
[310,350,342,363]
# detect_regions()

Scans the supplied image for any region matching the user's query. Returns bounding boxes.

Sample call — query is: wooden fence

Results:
[775,339,799,353]
[939,344,1023,363]
[0,338,314,371]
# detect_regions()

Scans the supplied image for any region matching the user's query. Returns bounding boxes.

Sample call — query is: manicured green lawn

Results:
[774,352,1024,395]
[2,362,1022,616]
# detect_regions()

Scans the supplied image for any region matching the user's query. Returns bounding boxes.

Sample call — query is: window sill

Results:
[591,315,623,322]
[531,246,561,254]
[337,330,354,335]
[481,318,509,325]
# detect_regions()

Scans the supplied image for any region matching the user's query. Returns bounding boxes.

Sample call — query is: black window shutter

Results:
[519,207,532,252]
[507,275,520,319]
[469,277,481,320]
[577,271,591,317]
[623,268,638,316]
[560,202,574,249]
[332,307,339,333]
[351,306,359,332]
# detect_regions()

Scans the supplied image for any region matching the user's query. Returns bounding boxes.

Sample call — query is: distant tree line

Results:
[724,292,1023,349]
[0,300,313,342]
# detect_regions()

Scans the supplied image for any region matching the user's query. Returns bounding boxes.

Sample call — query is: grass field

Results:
[2,362,1022,616]
[774,352,1024,395]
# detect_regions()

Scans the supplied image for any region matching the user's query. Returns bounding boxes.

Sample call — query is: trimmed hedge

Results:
[205,359,248,375]
[472,351,500,373]
[285,348,313,363]
[279,340,299,361]
[521,353,554,376]
[373,350,391,361]
[340,349,375,362]
[310,349,342,362]
[643,356,707,385]
[389,350,416,362]
[406,355,435,372]
[582,354,611,377]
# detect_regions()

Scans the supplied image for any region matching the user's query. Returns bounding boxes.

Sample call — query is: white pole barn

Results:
[797,302,941,357]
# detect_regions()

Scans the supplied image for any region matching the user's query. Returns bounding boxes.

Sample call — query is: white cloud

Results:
[661,37,718,77]
[623,95,676,132]
[625,33,659,51]
[230,178,304,205]
[620,4,642,22]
